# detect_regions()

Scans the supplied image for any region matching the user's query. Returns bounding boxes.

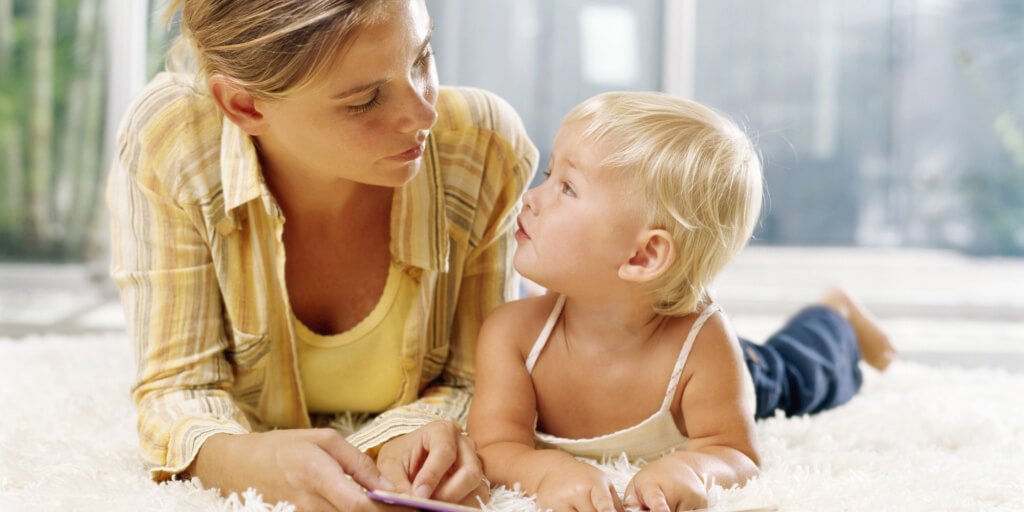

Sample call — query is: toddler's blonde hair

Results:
[564,92,763,316]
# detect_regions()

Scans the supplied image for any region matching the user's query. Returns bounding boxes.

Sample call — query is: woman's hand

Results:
[535,458,624,512]
[375,420,489,507]
[189,429,400,512]
[622,457,707,512]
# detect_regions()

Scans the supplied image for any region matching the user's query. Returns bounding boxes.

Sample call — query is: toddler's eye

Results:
[560,181,576,197]
[415,47,434,68]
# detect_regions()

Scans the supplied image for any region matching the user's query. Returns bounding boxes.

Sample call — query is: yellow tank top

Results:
[294,263,415,414]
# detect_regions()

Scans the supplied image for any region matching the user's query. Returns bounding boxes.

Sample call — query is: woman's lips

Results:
[388,142,426,162]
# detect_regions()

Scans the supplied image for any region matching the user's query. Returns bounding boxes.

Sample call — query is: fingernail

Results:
[378,477,396,491]
[415,485,431,498]
[624,497,640,508]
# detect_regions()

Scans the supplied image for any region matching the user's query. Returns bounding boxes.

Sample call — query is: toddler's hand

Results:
[622,457,706,512]
[535,458,624,512]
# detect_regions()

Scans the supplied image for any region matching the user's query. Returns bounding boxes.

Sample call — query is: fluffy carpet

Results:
[2,334,1022,512]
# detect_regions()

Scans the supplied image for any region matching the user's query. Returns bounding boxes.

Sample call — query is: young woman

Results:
[107,1,536,510]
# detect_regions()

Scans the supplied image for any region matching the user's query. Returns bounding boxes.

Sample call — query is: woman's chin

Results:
[383,158,423,186]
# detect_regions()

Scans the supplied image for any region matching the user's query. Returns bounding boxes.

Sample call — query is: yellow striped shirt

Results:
[107,72,537,481]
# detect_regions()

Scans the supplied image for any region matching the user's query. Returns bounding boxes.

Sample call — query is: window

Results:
[427,0,665,186]
[689,0,1024,255]
[0,0,110,261]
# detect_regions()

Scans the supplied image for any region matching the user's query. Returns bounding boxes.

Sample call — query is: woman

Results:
[107,0,537,510]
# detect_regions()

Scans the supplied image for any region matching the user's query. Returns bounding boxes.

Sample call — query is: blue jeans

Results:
[741,306,863,419]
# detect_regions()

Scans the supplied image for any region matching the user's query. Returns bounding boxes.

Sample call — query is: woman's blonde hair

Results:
[564,92,763,316]
[163,0,390,100]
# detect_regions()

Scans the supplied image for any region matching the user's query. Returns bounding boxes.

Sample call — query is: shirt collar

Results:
[391,135,449,272]
[220,117,280,218]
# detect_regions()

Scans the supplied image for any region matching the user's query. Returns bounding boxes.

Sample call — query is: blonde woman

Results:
[107,0,536,510]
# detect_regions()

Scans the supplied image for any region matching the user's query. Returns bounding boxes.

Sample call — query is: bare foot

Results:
[819,286,897,371]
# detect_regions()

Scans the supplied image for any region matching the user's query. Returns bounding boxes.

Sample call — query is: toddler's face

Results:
[513,121,646,297]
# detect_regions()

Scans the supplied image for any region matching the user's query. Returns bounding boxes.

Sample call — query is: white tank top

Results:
[526,294,721,461]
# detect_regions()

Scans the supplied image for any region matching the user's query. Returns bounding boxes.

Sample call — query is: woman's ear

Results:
[208,74,267,136]
[619,229,675,283]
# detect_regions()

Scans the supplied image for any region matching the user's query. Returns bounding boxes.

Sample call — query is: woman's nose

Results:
[397,83,438,135]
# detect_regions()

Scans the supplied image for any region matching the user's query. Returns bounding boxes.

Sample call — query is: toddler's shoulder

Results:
[683,307,746,369]
[481,294,561,357]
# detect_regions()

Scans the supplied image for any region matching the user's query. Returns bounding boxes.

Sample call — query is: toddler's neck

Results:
[558,295,668,356]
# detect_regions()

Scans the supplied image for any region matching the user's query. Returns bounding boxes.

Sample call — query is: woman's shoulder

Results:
[114,72,226,203]
[434,86,538,166]
[119,72,221,150]
[434,87,521,133]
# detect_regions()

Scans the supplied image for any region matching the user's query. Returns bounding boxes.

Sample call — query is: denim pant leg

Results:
[741,306,863,419]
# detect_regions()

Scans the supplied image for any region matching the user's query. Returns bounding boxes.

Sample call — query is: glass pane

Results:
[694,0,1024,256]
[0,0,108,261]
[427,0,663,185]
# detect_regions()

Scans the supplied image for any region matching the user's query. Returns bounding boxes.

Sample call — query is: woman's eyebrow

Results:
[329,23,434,100]
[330,79,389,100]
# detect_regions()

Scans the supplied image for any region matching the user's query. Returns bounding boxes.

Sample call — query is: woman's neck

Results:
[259,151,389,222]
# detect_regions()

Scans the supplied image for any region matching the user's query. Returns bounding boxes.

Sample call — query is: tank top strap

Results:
[658,303,722,411]
[525,294,567,373]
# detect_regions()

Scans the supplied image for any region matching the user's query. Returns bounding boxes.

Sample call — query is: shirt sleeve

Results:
[107,89,252,481]
[346,89,539,453]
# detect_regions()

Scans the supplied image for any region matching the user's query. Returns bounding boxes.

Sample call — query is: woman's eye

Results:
[348,91,381,114]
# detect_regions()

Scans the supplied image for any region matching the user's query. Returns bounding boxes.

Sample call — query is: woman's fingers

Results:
[311,429,393,491]
[430,432,487,505]
[375,447,414,494]
[282,435,396,512]
[310,457,382,512]
[409,422,461,498]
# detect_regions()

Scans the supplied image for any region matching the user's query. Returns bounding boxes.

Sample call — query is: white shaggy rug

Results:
[2,334,1023,512]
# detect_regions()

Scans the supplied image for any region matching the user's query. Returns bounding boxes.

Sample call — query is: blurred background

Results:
[0,0,1021,369]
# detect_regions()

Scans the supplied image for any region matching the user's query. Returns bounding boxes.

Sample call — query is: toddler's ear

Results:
[619,229,674,283]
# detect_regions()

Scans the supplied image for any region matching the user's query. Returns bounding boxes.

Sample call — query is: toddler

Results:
[467,92,895,512]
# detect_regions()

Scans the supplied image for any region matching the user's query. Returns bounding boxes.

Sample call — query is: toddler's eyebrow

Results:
[556,154,589,182]
[550,152,580,171]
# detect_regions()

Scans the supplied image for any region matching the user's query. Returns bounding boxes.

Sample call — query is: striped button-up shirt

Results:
[107,72,537,481]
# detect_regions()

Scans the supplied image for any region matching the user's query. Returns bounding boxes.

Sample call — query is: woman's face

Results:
[255,0,438,189]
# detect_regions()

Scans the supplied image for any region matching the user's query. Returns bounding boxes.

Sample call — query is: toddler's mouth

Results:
[515,218,531,240]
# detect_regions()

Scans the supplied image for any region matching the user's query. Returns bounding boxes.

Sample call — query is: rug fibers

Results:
[1,334,1022,511]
